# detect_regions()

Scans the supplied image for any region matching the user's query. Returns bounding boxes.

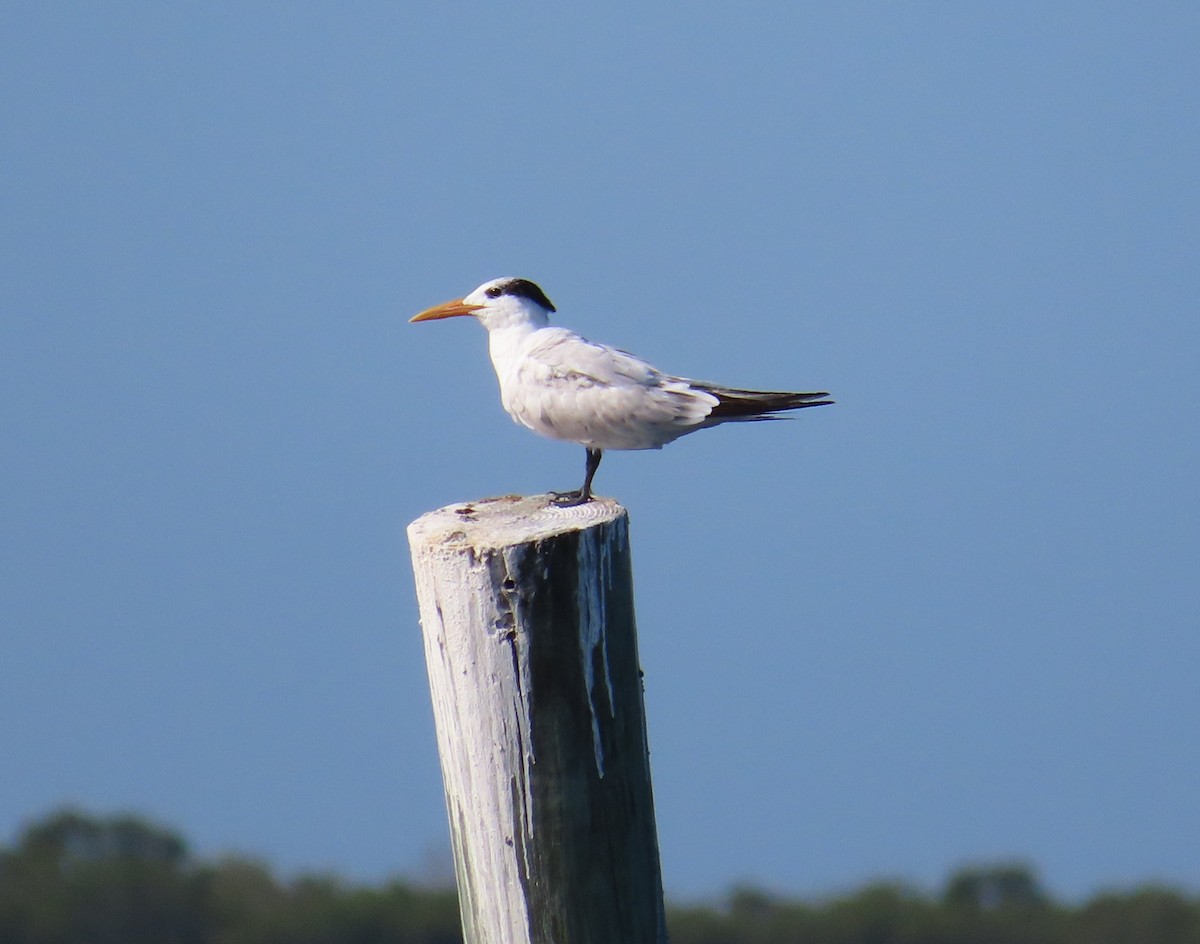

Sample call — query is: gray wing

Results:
[502,329,719,450]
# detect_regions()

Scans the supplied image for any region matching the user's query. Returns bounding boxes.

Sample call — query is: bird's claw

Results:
[550,490,591,507]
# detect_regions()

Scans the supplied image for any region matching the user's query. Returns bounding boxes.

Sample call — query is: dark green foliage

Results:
[663,869,1200,944]
[1,810,1198,944]
[0,809,207,944]
[1067,888,1200,944]
[0,811,459,944]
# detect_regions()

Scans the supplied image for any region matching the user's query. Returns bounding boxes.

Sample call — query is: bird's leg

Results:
[551,448,603,506]
[579,447,602,501]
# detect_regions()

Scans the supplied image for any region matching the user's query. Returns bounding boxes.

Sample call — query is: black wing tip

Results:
[745,390,835,406]
[705,388,835,419]
[787,397,835,410]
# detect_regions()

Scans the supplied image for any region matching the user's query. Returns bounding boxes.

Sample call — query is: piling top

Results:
[407,494,628,552]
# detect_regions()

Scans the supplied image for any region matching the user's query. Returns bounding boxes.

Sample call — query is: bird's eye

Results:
[485,286,503,298]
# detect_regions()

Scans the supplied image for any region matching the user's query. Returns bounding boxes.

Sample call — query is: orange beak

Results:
[409,298,485,323]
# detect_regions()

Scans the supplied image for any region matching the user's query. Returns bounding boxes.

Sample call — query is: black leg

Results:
[580,447,602,500]
[551,448,603,507]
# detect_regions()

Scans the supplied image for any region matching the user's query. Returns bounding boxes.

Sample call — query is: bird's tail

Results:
[695,383,834,420]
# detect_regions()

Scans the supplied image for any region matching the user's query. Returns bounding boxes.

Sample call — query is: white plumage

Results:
[411,277,832,504]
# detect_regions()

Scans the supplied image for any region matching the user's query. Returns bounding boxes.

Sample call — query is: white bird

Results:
[411,277,833,505]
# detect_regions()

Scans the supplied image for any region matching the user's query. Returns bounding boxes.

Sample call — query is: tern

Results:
[411,277,833,505]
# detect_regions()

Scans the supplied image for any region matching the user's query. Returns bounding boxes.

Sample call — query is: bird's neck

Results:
[487,317,536,354]
[485,321,541,394]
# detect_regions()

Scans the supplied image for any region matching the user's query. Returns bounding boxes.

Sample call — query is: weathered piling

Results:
[407,494,667,944]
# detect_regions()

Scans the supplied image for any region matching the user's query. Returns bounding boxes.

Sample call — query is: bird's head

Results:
[410,277,556,332]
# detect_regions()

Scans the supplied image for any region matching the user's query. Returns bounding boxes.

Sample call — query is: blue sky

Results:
[2,2,1197,901]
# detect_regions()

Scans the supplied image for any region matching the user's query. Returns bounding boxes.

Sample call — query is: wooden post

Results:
[407,494,667,944]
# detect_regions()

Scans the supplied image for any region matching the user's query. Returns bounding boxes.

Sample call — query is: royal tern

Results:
[411,277,833,505]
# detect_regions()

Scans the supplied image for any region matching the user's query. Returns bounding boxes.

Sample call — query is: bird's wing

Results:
[503,329,719,450]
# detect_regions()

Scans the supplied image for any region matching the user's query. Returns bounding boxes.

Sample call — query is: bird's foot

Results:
[550,489,592,507]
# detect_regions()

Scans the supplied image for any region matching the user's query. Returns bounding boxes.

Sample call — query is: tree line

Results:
[1,809,1197,944]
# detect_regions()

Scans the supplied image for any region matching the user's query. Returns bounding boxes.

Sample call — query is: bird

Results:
[410,277,833,506]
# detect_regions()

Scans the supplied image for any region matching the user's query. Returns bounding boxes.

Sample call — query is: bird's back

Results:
[493,327,721,451]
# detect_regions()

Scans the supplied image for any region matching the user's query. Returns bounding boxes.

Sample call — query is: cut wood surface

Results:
[408,494,667,944]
